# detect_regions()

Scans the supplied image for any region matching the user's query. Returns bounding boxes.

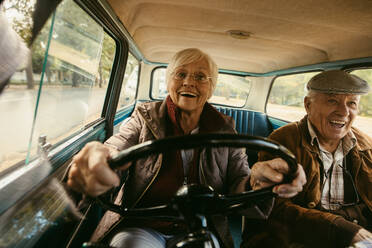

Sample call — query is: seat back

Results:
[215,106,273,137]
[215,106,273,167]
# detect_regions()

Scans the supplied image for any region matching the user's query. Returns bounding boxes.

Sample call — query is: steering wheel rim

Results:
[109,133,297,177]
[98,133,298,218]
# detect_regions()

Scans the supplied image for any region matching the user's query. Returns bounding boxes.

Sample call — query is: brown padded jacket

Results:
[89,100,273,247]
[259,116,372,248]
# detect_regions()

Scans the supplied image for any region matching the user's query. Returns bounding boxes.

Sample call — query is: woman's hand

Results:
[67,141,121,196]
[250,158,306,198]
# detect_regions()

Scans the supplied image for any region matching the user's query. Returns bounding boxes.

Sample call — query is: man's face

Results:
[305,92,360,146]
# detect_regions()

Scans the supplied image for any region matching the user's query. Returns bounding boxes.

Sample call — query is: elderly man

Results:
[244,70,372,248]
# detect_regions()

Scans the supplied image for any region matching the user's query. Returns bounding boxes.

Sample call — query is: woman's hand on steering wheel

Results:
[250,158,306,198]
[67,141,122,196]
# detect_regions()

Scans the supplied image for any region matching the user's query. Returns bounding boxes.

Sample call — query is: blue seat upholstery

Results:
[215,106,273,167]
[215,106,274,247]
[215,106,273,247]
[215,106,273,137]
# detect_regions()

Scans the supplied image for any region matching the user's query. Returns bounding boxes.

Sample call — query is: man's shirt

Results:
[307,119,356,210]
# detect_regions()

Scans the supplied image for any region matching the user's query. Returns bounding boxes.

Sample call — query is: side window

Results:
[0,0,116,172]
[151,68,251,107]
[209,74,251,107]
[151,68,167,99]
[267,72,320,121]
[117,53,139,110]
[350,69,372,134]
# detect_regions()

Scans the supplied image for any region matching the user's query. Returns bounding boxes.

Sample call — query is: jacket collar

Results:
[137,97,234,139]
[137,100,168,139]
[199,101,232,133]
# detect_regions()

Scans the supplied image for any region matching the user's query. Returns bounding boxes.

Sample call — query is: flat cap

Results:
[307,70,370,95]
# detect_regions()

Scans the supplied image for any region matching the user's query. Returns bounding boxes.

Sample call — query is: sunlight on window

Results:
[0,0,116,172]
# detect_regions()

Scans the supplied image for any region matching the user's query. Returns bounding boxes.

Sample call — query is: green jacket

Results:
[259,116,372,248]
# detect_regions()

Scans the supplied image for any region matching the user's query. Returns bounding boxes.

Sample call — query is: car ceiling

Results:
[107,0,372,73]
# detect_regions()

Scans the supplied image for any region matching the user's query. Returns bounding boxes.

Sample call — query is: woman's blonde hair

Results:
[166,48,218,98]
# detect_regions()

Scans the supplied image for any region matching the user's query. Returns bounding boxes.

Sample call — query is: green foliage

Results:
[100,34,116,81]
[351,69,372,117]
[269,72,318,107]
[31,21,48,73]
[2,0,34,45]
[4,0,117,86]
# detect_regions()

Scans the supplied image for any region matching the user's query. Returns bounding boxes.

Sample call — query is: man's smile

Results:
[329,120,346,128]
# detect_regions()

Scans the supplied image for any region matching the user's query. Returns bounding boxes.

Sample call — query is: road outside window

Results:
[0,0,116,172]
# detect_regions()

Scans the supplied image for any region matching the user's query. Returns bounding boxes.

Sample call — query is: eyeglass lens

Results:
[173,71,209,82]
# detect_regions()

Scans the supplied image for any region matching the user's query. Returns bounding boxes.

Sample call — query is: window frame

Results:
[0,0,132,216]
[265,70,323,121]
[150,65,167,100]
[116,52,141,112]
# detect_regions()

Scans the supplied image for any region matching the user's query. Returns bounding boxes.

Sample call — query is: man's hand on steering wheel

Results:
[250,158,306,198]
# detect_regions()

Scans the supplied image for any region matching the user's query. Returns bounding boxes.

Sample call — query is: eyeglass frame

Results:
[170,70,212,84]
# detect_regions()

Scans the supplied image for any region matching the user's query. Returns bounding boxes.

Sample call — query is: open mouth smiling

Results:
[329,120,346,128]
[179,91,197,98]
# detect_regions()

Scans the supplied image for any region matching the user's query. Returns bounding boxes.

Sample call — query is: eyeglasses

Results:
[171,71,211,84]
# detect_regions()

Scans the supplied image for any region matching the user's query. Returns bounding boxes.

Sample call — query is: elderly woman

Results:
[67,48,306,248]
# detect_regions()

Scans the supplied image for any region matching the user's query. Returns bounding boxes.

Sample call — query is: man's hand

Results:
[67,141,121,196]
[250,158,306,198]
[351,228,372,246]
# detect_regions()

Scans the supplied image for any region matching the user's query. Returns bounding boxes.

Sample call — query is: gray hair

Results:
[166,48,218,97]
[305,89,318,102]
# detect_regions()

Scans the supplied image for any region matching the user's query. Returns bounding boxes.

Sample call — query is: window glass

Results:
[350,69,372,134]
[151,68,167,99]
[117,53,139,109]
[0,0,116,172]
[209,74,250,107]
[267,72,320,122]
[151,68,251,107]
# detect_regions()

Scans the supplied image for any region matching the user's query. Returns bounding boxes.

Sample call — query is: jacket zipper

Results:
[200,150,207,184]
[101,109,163,240]
[132,110,162,207]
[133,156,162,206]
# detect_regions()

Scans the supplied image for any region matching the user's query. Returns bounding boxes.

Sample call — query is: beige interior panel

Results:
[107,0,372,73]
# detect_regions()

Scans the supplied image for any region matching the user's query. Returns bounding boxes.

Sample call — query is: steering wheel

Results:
[95,133,298,247]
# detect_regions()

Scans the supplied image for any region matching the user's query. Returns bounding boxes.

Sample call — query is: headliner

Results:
[107,0,372,73]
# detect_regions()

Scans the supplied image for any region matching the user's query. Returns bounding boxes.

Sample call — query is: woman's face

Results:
[167,59,212,114]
